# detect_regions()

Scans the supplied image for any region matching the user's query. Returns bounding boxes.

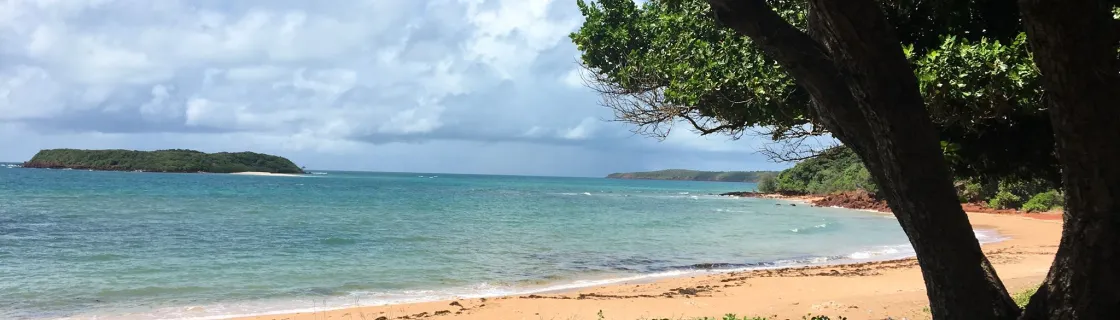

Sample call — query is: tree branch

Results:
[705,0,875,157]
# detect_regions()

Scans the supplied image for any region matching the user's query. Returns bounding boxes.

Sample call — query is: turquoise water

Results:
[0,168,956,319]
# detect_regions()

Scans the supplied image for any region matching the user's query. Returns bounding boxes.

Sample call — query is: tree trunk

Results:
[1018,0,1120,318]
[706,0,1019,318]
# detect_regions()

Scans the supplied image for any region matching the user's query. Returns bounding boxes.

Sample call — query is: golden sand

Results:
[232,212,1061,320]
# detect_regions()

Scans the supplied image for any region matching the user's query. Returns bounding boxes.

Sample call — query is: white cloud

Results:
[0,65,63,119]
[561,117,598,140]
[0,0,789,176]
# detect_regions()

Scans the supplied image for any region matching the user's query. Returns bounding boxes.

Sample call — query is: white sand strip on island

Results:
[228,172,306,177]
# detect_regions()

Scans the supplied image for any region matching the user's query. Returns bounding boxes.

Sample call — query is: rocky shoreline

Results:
[720,190,1050,215]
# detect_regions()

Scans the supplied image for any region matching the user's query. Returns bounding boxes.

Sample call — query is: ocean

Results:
[0,168,992,319]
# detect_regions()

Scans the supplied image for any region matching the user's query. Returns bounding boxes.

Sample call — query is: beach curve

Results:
[223,212,1060,320]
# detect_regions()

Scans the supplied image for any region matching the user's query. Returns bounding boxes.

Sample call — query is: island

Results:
[22,149,306,174]
[606,169,777,183]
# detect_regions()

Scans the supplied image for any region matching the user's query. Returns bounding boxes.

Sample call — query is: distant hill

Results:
[606,169,777,183]
[22,149,305,174]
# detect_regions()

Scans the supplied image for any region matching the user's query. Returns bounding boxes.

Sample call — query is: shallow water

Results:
[0,168,959,319]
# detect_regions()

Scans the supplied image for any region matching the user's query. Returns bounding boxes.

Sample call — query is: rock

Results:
[375,317,388,320]
[812,191,891,212]
[718,191,763,197]
[449,301,462,308]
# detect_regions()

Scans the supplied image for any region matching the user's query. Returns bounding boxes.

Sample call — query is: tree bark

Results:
[1018,0,1120,318]
[706,0,1019,318]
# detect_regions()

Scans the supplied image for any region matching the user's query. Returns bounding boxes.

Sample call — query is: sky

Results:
[0,0,793,177]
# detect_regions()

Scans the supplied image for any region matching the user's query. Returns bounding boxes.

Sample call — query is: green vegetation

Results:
[1013,286,1039,308]
[576,0,1119,317]
[571,0,1058,190]
[988,191,1023,210]
[574,0,1066,212]
[757,147,875,195]
[757,145,1061,212]
[1022,191,1063,213]
[23,149,305,174]
[606,169,777,183]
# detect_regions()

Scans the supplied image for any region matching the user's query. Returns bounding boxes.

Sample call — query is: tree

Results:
[1018,0,1120,318]
[571,0,1060,188]
[575,0,1022,318]
[576,0,1120,318]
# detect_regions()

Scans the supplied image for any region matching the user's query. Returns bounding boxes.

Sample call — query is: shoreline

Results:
[227,171,307,177]
[221,210,1060,320]
[13,167,309,176]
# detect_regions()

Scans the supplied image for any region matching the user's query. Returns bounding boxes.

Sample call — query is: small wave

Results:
[319,237,357,246]
[79,253,128,262]
[678,192,690,195]
[713,208,754,213]
[131,272,696,320]
[789,222,831,233]
[974,229,1006,244]
[846,244,913,260]
[582,192,592,196]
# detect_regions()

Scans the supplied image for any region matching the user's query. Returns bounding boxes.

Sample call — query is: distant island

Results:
[22,149,305,174]
[606,169,777,183]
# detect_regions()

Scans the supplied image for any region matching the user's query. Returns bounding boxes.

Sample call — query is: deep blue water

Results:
[0,168,926,319]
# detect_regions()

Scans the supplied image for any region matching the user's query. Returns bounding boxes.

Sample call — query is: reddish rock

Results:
[811,191,891,212]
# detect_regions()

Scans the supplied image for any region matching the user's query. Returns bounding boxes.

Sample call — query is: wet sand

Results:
[232,212,1061,320]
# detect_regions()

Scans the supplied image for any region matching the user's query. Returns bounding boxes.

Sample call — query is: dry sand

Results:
[232,212,1061,320]
[229,172,306,177]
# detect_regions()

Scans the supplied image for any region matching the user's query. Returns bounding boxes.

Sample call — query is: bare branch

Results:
[576,60,749,140]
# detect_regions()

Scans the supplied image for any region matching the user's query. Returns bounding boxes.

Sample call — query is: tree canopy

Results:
[756,146,878,195]
[570,0,1057,187]
[23,149,306,174]
[576,0,1120,317]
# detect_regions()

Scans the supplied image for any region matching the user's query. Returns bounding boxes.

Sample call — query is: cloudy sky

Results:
[0,0,792,177]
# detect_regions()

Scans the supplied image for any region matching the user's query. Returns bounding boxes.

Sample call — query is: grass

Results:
[1013,286,1039,308]
[917,285,1041,317]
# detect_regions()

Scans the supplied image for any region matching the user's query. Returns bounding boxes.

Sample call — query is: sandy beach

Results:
[229,172,306,177]
[232,211,1061,320]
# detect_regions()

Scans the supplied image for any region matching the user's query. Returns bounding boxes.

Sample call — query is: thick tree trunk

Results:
[706,0,1019,318]
[1018,0,1120,318]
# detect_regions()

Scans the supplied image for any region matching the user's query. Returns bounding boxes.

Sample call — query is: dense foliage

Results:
[1022,190,1063,213]
[606,169,776,182]
[760,146,1060,212]
[571,0,1058,188]
[756,147,876,195]
[23,149,305,174]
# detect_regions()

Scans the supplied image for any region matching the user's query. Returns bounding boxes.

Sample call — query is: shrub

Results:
[757,175,778,193]
[770,146,878,195]
[956,179,997,203]
[998,178,1052,201]
[1022,190,1062,213]
[988,191,1023,209]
